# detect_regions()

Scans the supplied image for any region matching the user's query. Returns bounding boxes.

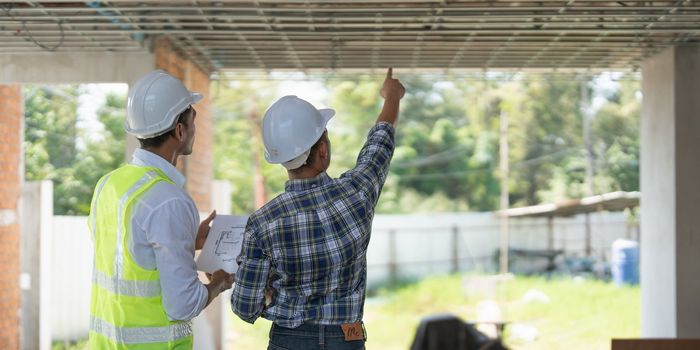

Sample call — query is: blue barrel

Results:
[611,239,640,286]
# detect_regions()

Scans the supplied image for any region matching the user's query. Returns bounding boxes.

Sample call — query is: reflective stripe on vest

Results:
[92,269,161,298]
[91,316,193,344]
[89,173,112,240]
[114,170,158,279]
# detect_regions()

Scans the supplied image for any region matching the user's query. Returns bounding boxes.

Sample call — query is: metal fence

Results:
[366,212,635,286]
[43,205,632,342]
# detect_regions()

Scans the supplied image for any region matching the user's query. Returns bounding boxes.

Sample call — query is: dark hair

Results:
[307,134,325,162]
[138,107,191,149]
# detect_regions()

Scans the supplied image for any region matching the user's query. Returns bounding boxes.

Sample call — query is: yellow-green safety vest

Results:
[88,164,194,349]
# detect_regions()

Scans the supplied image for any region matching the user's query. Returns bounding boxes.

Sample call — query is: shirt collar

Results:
[285,172,333,192]
[130,148,186,188]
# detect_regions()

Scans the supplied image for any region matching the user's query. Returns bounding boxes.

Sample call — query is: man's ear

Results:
[174,123,185,141]
[318,140,328,160]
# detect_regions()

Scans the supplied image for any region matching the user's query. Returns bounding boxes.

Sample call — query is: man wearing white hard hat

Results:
[231,68,405,350]
[87,70,233,349]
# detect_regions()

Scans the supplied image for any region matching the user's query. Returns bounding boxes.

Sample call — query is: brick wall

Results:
[0,85,22,350]
[154,38,213,212]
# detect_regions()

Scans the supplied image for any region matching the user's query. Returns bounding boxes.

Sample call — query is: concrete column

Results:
[641,46,700,337]
[0,84,23,350]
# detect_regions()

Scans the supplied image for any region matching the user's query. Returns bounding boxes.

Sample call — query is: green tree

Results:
[212,73,640,214]
[24,86,79,177]
[509,77,587,205]
[24,85,82,214]
[326,75,383,172]
[327,75,502,212]
[592,77,640,192]
[71,93,127,214]
[211,77,287,214]
[24,86,127,215]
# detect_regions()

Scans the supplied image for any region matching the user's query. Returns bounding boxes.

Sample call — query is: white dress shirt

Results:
[127,148,208,321]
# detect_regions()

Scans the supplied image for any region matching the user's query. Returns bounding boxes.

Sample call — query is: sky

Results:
[76,83,128,141]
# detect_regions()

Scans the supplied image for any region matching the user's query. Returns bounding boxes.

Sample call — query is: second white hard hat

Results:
[125,70,203,139]
[262,95,335,168]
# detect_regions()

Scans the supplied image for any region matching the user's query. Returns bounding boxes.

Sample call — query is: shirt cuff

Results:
[164,282,208,321]
[192,283,209,319]
[372,121,396,136]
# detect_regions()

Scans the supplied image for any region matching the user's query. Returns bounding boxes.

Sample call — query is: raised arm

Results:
[376,67,406,127]
[341,68,405,203]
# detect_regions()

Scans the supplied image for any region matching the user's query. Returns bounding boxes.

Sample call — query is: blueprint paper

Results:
[196,215,248,274]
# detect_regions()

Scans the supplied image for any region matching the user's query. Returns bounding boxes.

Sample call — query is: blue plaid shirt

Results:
[231,122,395,328]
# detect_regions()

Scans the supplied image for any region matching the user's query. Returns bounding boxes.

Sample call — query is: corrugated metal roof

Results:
[499,191,640,217]
[2,1,699,73]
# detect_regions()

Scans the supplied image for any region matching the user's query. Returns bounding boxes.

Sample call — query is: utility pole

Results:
[581,79,594,257]
[499,110,510,274]
[247,101,267,210]
[581,79,595,197]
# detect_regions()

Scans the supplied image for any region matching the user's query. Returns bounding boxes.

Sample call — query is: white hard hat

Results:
[125,70,203,138]
[262,95,335,168]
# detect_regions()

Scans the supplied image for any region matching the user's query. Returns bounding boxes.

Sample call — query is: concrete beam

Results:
[0,52,154,84]
[0,51,157,165]
[641,46,700,338]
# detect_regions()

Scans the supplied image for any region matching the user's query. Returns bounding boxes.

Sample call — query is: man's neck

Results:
[287,166,323,180]
[143,146,180,167]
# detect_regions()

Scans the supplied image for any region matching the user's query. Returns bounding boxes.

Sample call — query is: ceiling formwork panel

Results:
[1,1,699,73]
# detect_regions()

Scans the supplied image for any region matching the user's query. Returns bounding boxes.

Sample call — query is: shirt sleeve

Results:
[341,122,396,204]
[230,217,270,324]
[141,198,208,321]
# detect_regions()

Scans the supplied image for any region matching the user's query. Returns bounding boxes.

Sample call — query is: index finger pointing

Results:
[387,67,393,79]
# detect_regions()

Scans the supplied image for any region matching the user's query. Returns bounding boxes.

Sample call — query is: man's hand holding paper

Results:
[196,214,248,274]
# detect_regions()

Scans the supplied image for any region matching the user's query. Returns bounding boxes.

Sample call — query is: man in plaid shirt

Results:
[231,68,405,350]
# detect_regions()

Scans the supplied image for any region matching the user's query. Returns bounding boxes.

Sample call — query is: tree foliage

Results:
[24,86,125,215]
[210,74,639,213]
[211,78,287,214]
[23,75,640,215]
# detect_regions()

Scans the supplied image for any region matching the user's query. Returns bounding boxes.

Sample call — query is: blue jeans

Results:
[268,323,366,350]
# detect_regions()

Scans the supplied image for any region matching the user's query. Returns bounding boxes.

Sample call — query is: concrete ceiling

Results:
[1,1,699,73]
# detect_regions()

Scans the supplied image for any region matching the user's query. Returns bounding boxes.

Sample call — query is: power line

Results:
[392,144,471,169]
[511,148,580,169]
[394,147,581,180]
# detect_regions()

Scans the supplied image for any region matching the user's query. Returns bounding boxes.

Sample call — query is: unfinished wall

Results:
[0,84,22,349]
[154,38,213,212]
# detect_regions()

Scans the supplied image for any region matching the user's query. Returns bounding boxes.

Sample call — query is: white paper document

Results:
[196,215,248,273]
